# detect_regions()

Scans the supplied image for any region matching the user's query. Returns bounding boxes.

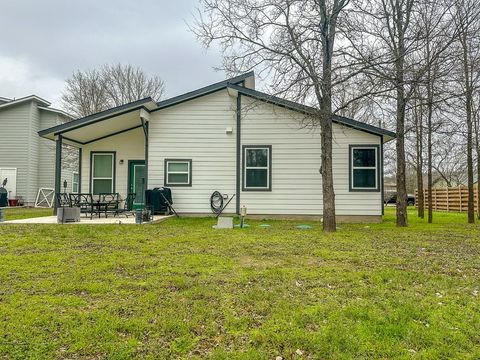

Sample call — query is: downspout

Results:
[236,94,242,214]
[381,137,384,216]
[140,117,149,192]
[54,134,63,215]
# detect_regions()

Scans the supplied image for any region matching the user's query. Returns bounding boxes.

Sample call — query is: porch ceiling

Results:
[65,110,145,145]
[38,97,156,146]
[42,109,147,146]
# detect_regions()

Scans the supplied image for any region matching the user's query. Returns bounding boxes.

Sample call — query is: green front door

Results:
[128,160,146,209]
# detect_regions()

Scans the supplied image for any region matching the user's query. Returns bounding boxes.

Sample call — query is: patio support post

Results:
[236,94,242,214]
[78,148,82,193]
[141,117,148,193]
[54,134,63,215]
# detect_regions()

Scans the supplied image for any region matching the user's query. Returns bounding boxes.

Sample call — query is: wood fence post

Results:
[459,186,462,212]
[447,187,449,212]
[434,188,437,210]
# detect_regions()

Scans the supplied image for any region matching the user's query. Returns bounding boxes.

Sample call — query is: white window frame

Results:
[91,152,114,194]
[165,159,192,187]
[72,172,79,193]
[350,146,379,191]
[243,146,271,191]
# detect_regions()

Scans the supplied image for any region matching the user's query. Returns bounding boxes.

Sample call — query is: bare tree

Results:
[102,64,166,107]
[193,0,356,232]
[348,0,418,227]
[62,69,108,118]
[473,91,480,218]
[454,0,480,223]
[411,86,425,218]
[415,0,457,223]
[62,64,165,118]
[349,0,459,226]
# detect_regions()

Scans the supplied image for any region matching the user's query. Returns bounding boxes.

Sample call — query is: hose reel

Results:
[210,191,235,218]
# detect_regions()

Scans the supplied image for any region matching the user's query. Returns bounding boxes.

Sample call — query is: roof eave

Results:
[38,97,156,138]
[0,95,51,110]
[227,83,396,141]
[153,71,255,111]
[38,106,74,119]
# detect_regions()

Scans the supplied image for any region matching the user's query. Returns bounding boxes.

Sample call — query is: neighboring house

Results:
[0,95,77,206]
[39,72,396,222]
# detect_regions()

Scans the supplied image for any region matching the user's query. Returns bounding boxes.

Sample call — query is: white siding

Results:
[0,102,32,203]
[147,89,382,217]
[27,102,41,203]
[240,97,382,216]
[80,128,144,199]
[0,102,77,204]
[148,90,237,213]
[38,110,60,191]
[38,110,76,194]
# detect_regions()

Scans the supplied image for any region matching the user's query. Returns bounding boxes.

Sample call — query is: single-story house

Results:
[38,72,395,222]
[0,95,77,206]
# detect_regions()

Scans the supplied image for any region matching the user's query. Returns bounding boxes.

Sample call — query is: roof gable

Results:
[0,95,50,111]
[38,71,395,142]
[153,71,254,111]
[227,84,396,141]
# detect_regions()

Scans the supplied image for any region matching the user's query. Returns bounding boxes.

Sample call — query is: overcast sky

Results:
[0,0,225,108]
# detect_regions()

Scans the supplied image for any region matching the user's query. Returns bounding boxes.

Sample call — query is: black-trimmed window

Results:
[164,159,192,187]
[72,172,79,193]
[91,152,115,195]
[349,145,379,191]
[243,145,272,191]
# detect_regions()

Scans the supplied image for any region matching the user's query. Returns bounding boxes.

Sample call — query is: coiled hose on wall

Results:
[210,191,224,214]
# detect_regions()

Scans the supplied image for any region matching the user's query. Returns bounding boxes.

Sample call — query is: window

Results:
[350,145,379,191]
[91,152,115,194]
[72,172,79,193]
[164,159,192,186]
[243,145,272,191]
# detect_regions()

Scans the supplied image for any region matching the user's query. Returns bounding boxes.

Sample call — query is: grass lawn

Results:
[2,207,53,220]
[0,208,478,359]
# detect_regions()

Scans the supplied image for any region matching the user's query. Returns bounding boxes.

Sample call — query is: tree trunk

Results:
[476,120,480,219]
[426,58,434,224]
[395,23,408,227]
[414,96,424,219]
[318,7,337,233]
[477,145,480,220]
[320,64,336,232]
[466,112,475,223]
[427,103,433,224]
[462,34,475,224]
[320,112,336,232]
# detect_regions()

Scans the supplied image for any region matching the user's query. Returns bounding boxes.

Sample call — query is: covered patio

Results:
[3,214,171,224]
[38,98,158,214]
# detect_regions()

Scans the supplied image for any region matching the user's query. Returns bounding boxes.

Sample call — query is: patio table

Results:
[91,201,110,218]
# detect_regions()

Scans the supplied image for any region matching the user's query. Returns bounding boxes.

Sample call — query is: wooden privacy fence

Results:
[415,186,479,212]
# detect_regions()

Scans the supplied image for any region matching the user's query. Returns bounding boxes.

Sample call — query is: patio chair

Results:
[116,193,136,217]
[56,193,71,208]
[70,193,94,219]
[99,193,121,218]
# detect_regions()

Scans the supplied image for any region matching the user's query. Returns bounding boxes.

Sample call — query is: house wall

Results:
[147,89,382,217]
[240,96,382,216]
[38,110,75,194]
[0,101,77,205]
[148,90,237,213]
[26,102,41,204]
[0,102,32,204]
[80,127,145,199]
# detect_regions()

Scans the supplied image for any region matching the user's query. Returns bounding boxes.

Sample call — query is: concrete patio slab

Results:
[2,215,172,225]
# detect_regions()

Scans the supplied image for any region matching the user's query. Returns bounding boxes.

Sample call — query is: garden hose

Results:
[210,191,224,214]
